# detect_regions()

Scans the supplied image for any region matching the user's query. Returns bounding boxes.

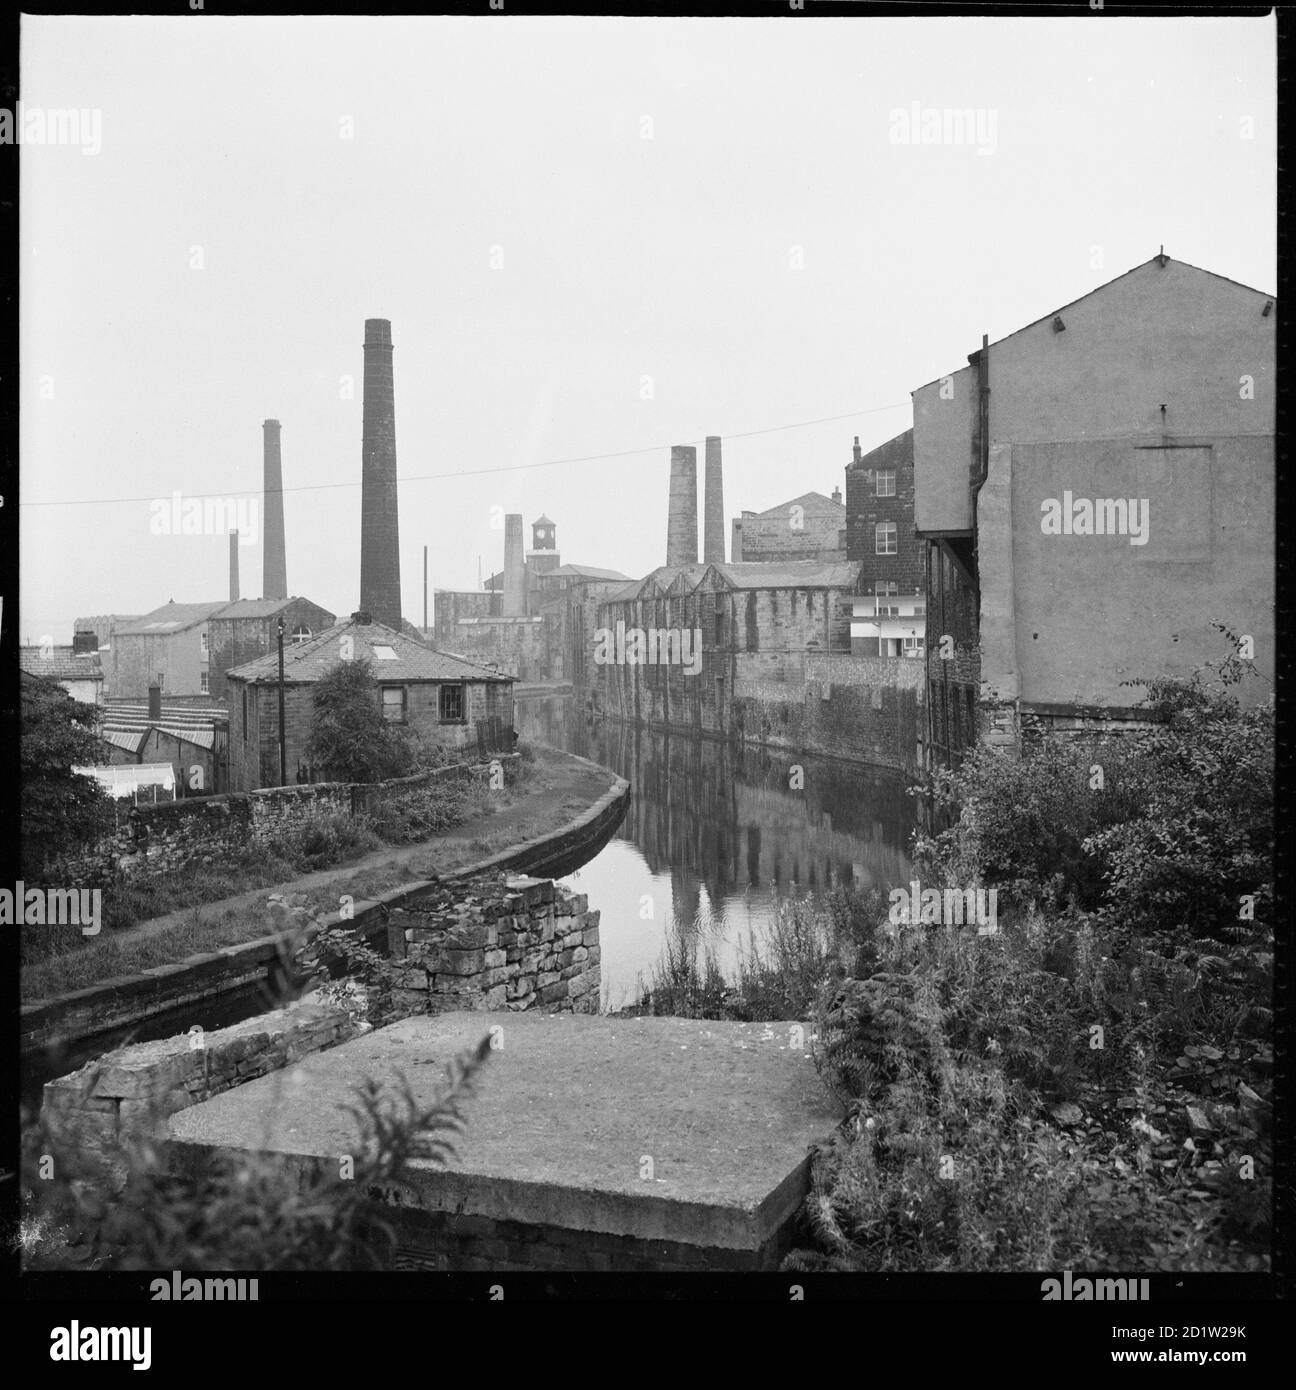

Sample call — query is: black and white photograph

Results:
[5,1,1286,1337]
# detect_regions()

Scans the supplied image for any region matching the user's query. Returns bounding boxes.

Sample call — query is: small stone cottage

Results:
[225,612,515,791]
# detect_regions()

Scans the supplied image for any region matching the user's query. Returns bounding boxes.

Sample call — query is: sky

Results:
[18,13,1276,643]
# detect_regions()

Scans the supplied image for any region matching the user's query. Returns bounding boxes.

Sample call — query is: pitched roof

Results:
[746,491,845,519]
[543,564,631,581]
[101,704,227,751]
[100,729,148,755]
[226,616,515,685]
[115,601,230,635]
[915,255,1277,391]
[74,614,141,639]
[19,647,105,682]
[533,514,556,527]
[212,598,332,621]
[617,559,859,600]
[847,428,914,471]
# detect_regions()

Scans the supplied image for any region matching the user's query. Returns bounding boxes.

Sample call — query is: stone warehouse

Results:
[432,514,629,683]
[206,597,337,699]
[225,613,516,791]
[385,874,601,1015]
[592,560,867,729]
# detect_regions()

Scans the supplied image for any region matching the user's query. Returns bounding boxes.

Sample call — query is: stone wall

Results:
[733,652,926,771]
[45,755,519,888]
[386,875,600,1016]
[41,999,356,1170]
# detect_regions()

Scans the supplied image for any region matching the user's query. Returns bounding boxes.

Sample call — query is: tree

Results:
[306,658,413,783]
[20,673,111,875]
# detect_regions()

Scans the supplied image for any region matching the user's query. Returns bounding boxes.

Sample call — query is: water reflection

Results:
[516,696,916,1010]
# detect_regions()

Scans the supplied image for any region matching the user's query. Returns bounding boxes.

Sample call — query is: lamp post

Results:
[277,617,287,787]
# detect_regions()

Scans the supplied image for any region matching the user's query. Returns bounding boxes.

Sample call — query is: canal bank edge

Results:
[21,753,630,1066]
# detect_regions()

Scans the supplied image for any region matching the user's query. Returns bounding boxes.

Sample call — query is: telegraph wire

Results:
[19,401,914,510]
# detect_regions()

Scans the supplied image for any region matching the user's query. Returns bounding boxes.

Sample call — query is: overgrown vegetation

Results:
[636,636,1272,1273]
[306,657,456,783]
[20,1036,491,1270]
[20,674,113,875]
[782,637,1273,1272]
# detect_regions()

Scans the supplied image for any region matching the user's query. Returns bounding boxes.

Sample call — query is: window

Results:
[876,470,896,498]
[291,625,311,644]
[241,688,248,742]
[201,671,210,693]
[200,630,209,656]
[439,684,464,722]
[875,521,897,555]
[902,635,924,657]
[875,581,899,617]
[372,644,398,661]
[381,686,407,723]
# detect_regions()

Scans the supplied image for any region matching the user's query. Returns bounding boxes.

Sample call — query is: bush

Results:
[21,1036,492,1271]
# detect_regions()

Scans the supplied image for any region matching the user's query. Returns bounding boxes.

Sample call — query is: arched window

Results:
[291,625,311,644]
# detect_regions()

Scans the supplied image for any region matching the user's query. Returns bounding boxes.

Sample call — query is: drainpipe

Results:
[277,618,287,788]
[968,333,990,751]
[969,332,990,584]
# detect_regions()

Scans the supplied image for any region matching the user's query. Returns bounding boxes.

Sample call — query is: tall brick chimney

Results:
[703,436,724,564]
[503,513,526,616]
[360,319,402,631]
[262,420,287,600]
[666,445,698,567]
[229,530,240,602]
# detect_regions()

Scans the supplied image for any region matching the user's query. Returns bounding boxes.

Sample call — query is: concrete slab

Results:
[167,1012,840,1256]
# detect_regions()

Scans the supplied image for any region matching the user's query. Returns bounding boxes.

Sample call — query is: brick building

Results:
[225,613,515,791]
[845,429,926,659]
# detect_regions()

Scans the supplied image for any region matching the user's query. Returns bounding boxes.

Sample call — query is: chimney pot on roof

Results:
[852,437,862,463]
[832,486,842,504]
[148,684,162,721]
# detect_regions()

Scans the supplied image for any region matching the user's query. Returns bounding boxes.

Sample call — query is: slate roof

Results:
[115,601,230,635]
[746,491,845,519]
[543,564,631,582]
[211,598,332,621]
[615,560,860,601]
[226,617,515,685]
[19,647,105,682]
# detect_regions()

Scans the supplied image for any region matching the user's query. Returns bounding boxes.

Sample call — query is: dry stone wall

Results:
[387,875,600,1016]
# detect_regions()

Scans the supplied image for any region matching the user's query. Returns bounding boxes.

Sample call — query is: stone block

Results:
[483,985,507,1009]
[568,973,592,999]
[587,944,601,966]
[505,877,554,908]
[539,981,568,1005]
[446,921,495,951]
[483,948,507,970]
[537,970,561,989]
[582,928,600,947]
[440,948,486,975]
[573,946,589,964]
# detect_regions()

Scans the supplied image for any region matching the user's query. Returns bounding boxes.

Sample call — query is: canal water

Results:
[515,694,917,1011]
